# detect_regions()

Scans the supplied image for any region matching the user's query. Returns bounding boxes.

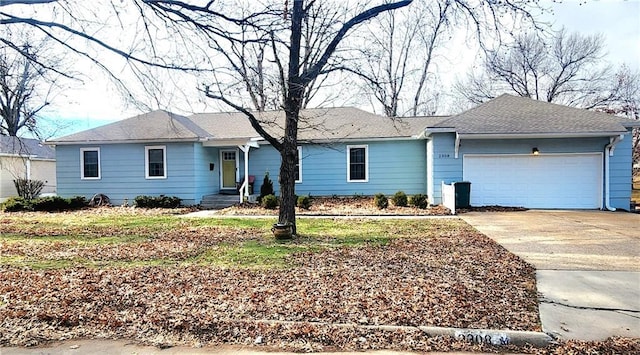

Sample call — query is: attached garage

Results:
[424,94,638,210]
[463,153,603,209]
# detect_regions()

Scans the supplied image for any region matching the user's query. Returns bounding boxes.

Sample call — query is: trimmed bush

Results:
[13,179,44,200]
[297,195,312,210]
[2,196,89,212]
[261,194,278,209]
[68,196,88,209]
[134,195,181,208]
[410,194,429,209]
[32,196,69,212]
[1,197,33,212]
[259,172,275,202]
[374,193,388,209]
[392,191,408,207]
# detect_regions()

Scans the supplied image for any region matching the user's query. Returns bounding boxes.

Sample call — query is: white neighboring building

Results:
[0,136,56,202]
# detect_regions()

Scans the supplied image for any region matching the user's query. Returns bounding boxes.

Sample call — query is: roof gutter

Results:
[604,134,624,211]
[46,138,201,146]
[456,132,628,139]
[422,130,628,141]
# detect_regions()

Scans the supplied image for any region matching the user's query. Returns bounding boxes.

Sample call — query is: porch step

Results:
[200,194,241,210]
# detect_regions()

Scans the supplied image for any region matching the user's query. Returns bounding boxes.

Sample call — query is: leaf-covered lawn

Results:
[0,208,540,351]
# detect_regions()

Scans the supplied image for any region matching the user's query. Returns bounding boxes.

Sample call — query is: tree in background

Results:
[593,65,640,173]
[348,0,544,117]
[0,29,63,138]
[347,1,449,117]
[455,29,628,109]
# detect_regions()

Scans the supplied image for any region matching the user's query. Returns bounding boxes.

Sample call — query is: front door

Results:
[221,150,237,189]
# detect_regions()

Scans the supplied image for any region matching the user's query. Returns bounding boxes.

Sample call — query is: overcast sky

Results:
[41,0,640,138]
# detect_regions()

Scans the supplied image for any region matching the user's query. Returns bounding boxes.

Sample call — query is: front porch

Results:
[202,138,262,204]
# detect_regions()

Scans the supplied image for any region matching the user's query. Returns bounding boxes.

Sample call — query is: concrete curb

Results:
[253,319,553,348]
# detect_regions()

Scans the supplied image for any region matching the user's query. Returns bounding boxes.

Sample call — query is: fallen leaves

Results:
[218,197,453,216]
[1,209,634,353]
[0,214,541,351]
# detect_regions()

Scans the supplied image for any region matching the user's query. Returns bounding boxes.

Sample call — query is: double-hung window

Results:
[80,148,100,179]
[347,145,368,182]
[145,146,167,179]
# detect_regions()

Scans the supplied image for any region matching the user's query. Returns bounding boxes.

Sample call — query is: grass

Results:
[0,209,544,349]
[192,241,312,269]
[0,211,451,269]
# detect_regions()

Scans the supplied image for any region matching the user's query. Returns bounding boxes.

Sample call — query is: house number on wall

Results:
[438,153,451,158]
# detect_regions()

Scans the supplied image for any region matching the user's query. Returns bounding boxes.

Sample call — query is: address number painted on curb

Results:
[454,330,510,345]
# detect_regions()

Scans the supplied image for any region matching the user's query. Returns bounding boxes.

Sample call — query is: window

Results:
[295,146,302,183]
[80,148,100,179]
[145,146,166,179]
[347,145,368,182]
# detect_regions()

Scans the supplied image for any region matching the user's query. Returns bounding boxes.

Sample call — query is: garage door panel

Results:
[463,154,602,209]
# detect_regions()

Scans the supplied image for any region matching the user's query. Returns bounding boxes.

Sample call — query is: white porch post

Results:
[238,144,250,203]
[238,140,260,203]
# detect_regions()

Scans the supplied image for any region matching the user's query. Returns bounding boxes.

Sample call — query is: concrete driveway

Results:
[461,210,640,341]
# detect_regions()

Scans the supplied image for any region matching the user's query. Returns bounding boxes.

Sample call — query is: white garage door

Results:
[463,153,602,209]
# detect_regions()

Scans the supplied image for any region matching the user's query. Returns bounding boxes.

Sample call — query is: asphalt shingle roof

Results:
[51,107,443,144]
[430,94,632,136]
[0,136,55,159]
[191,107,443,141]
[49,97,634,144]
[51,110,203,143]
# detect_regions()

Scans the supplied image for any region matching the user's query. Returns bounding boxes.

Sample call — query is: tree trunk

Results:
[278,126,297,235]
[278,110,299,235]
[276,0,304,236]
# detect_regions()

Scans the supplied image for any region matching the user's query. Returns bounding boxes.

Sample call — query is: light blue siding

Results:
[249,140,427,197]
[429,133,633,210]
[247,145,280,194]
[609,130,633,210]
[56,142,201,205]
[429,133,462,204]
[194,145,220,201]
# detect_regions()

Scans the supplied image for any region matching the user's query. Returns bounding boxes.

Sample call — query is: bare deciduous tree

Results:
[348,1,450,117]
[594,65,640,172]
[199,0,415,233]
[347,0,543,117]
[455,29,621,109]
[2,0,415,233]
[1,0,546,232]
[0,29,63,138]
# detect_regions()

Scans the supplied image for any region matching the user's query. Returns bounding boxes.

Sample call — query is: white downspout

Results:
[26,157,32,180]
[604,135,623,211]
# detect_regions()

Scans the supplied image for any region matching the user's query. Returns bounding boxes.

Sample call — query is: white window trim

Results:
[145,145,167,179]
[347,144,369,182]
[295,146,302,183]
[80,147,101,180]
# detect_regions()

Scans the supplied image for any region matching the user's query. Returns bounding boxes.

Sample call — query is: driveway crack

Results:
[539,298,640,316]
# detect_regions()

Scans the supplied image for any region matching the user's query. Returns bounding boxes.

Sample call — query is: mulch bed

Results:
[215,197,527,215]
